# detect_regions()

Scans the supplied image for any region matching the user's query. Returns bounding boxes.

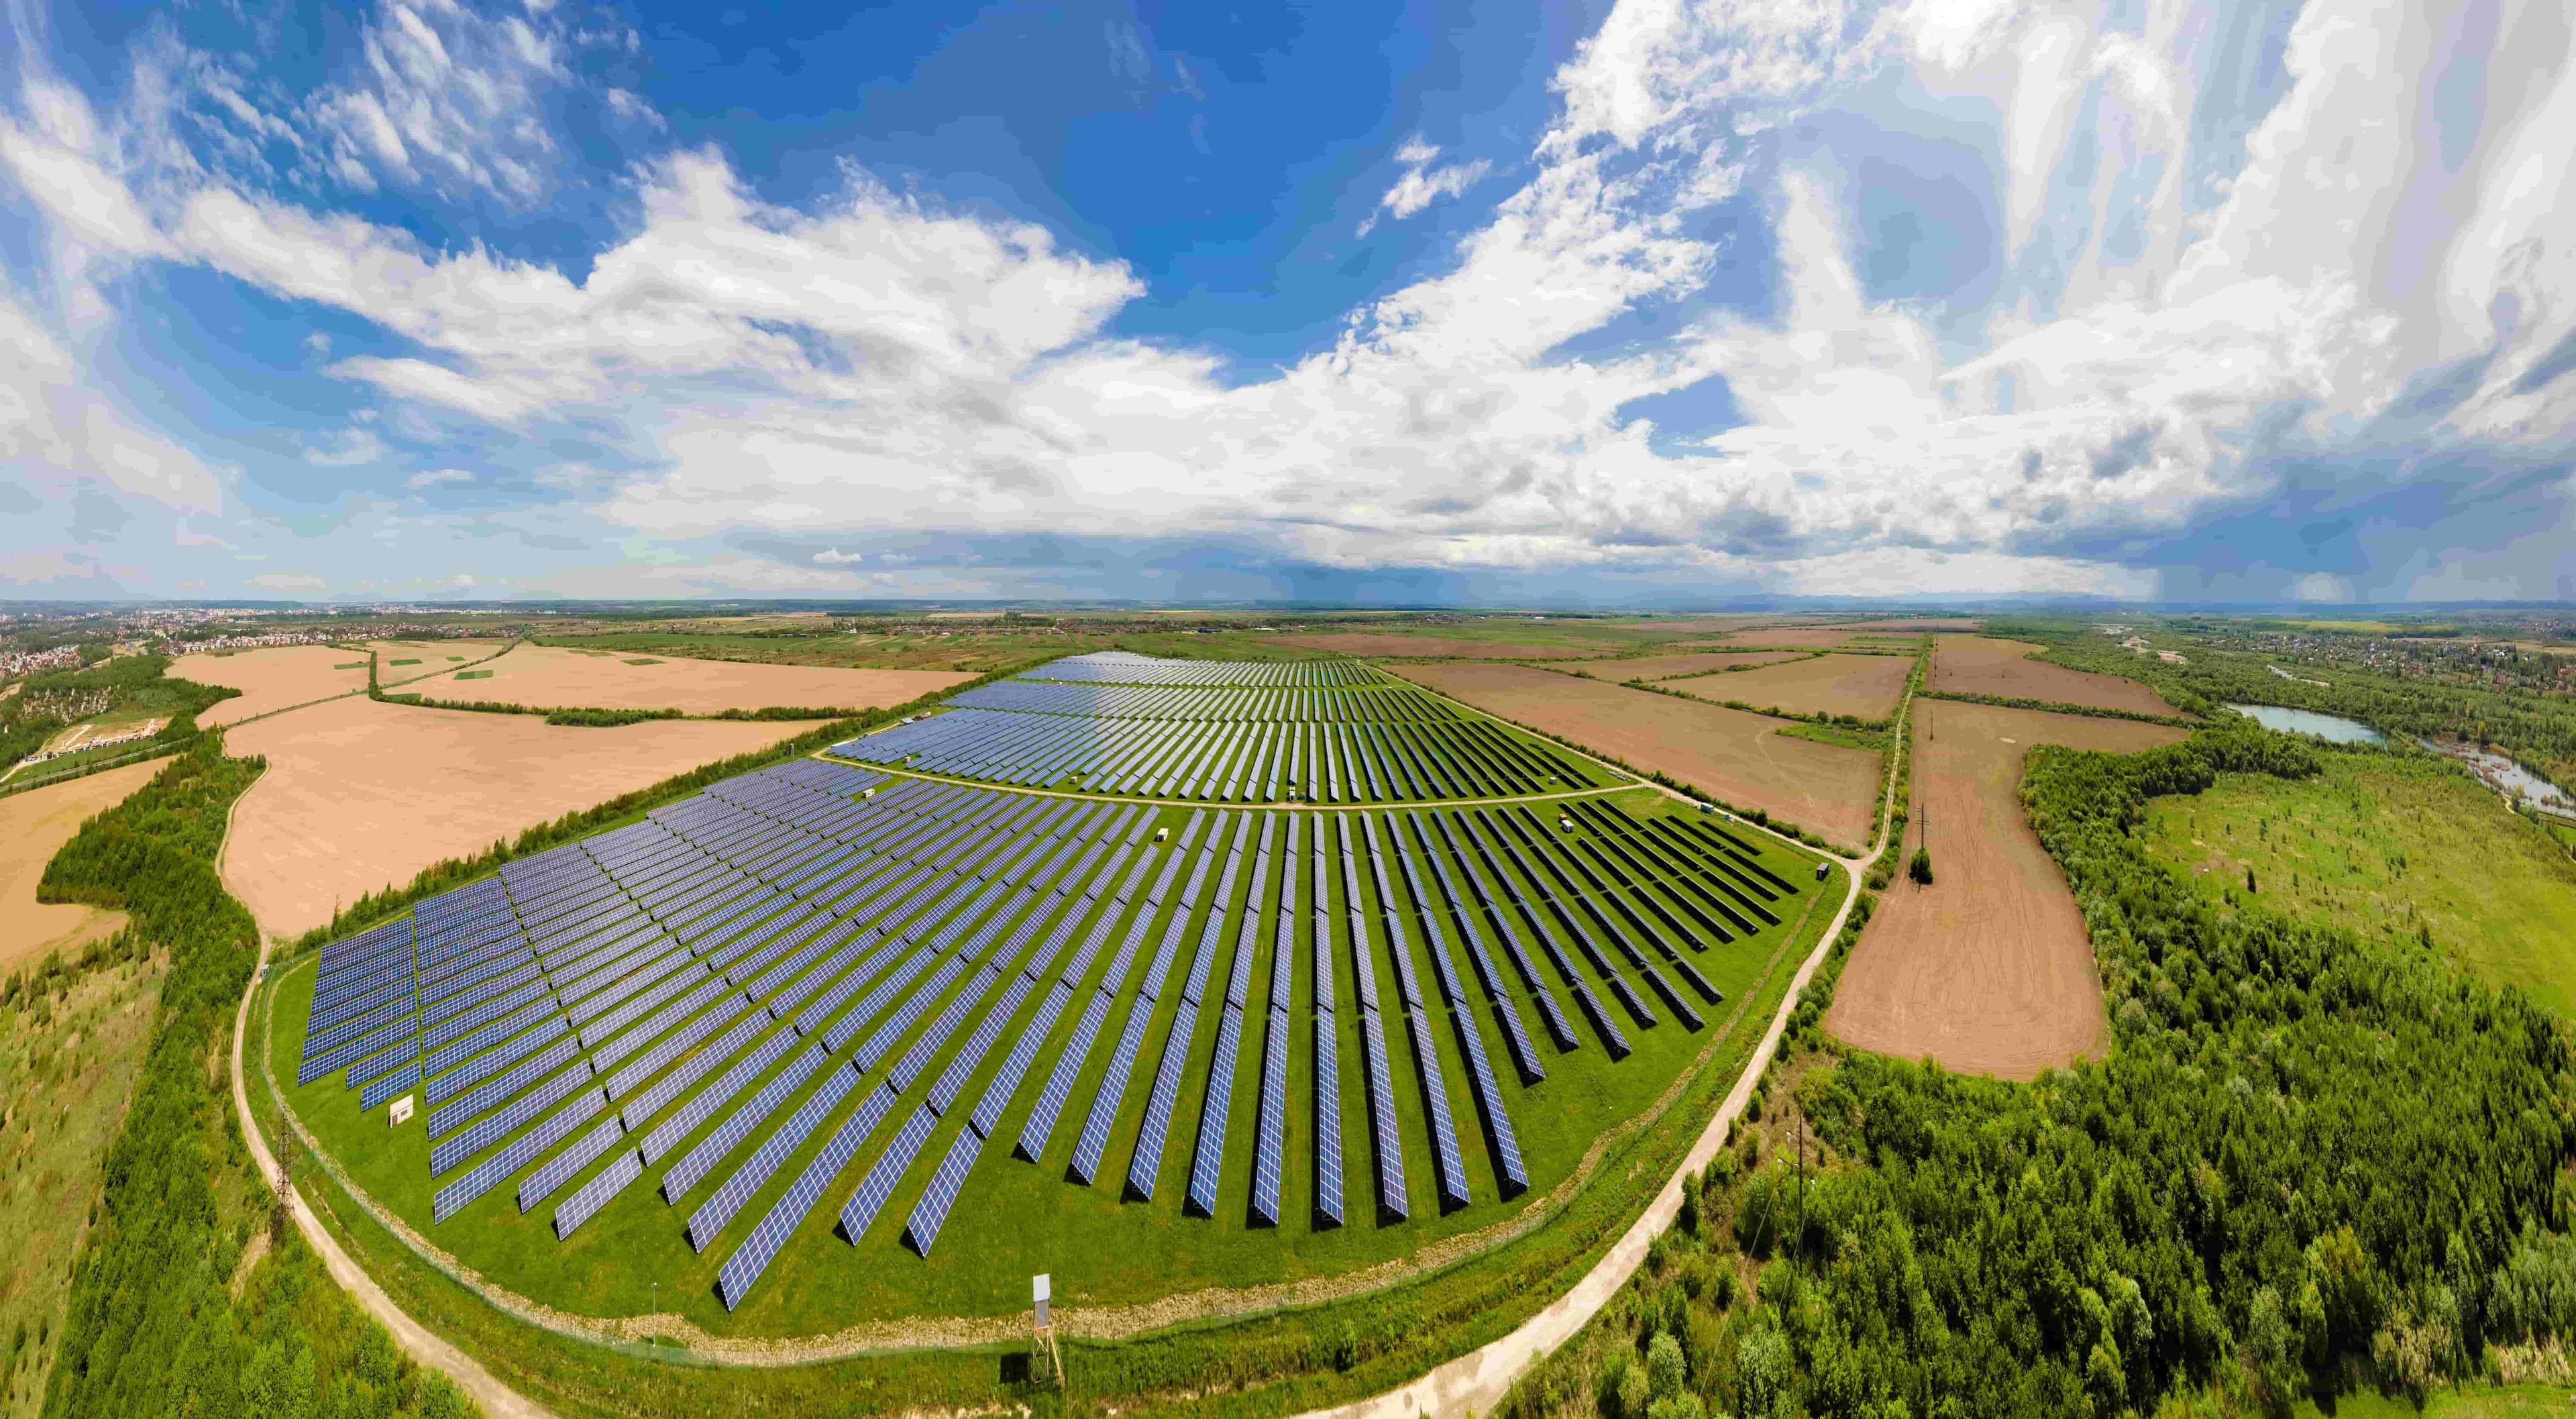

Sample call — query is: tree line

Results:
[36,735,475,1419]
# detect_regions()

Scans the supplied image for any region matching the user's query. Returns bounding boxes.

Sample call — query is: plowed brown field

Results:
[223,696,814,937]
[402,643,969,713]
[1664,653,1912,720]
[1826,701,2186,1078]
[172,646,368,727]
[1929,635,2172,714]
[1704,627,1880,649]
[1572,650,1808,680]
[0,756,170,972]
[1273,633,1591,659]
[1388,662,1879,845]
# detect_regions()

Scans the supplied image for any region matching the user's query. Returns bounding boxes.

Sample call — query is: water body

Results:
[2415,739,2575,814]
[2223,704,2387,744]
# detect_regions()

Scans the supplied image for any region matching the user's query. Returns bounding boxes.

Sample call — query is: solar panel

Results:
[358,1056,421,1110]
[1069,1002,1153,1185]
[639,1024,798,1169]
[1020,988,1111,1163]
[1312,1011,1344,1226]
[838,1103,938,1243]
[431,1053,593,1169]
[432,1087,606,1224]
[902,1124,983,1256]
[552,1149,643,1240]
[590,976,736,1077]
[1185,1002,1246,1216]
[1356,1006,1405,1218]
[686,1059,862,1251]
[297,1012,417,1086]
[1403,1006,1471,1210]
[627,1013,781,1147]
[654,1036,822,1190]
[1451,1006,1528,1195]
[519,1112,629,1214]
[425,1009,566,1103]
[1249,1007,1289,1226]
[1125,997,1200,1200]
[714,1082,899,1311]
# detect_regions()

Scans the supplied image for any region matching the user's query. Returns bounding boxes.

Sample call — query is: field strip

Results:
[1389,663,1878,865]
[1291,675,1913,1419]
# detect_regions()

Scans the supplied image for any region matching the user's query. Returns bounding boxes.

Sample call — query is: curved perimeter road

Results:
[224,666,1913,1419]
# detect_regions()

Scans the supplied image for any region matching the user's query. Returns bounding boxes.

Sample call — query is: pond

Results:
[2416,739,2575,814]
[2222,703,2387,744]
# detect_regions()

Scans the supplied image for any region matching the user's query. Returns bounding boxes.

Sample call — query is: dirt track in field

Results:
[401,643,970,713]
[222,696,814,937]
[173,646,370,727]
[1929,635,2173,715]
[1276,633,1595,659]
[0,757,169,974]
[1826,700,2186,1079]
[1388,663,1879,846]
[1568,650,1808,680]
[1662,653,1911,720]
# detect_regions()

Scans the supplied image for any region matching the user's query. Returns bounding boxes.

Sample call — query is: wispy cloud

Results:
[1357,138,1491,236]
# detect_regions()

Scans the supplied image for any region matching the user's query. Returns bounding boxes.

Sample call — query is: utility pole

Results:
[1795,1104,1807,1256]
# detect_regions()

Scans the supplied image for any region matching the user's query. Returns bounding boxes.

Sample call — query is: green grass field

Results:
[268,780,1829,1339]
[0,954,163,1419]
[2143,751,2576,1013]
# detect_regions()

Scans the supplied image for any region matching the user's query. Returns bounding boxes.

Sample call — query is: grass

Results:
[2141,751,2576,1014]
[0,953,164,1419]
[267,784,1830,1341]
[1776,721,1892,755]
[623,659,663,666]
[390,659,421,666]
[454,670,493,681]
[334,662,367,670]
[2289,1383,2576,1418]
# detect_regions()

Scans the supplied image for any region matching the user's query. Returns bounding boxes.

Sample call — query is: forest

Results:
[36,736,473,1419]
[1,654,238,779]
[1497,718,2576,1418]
[2026,625,2576,794]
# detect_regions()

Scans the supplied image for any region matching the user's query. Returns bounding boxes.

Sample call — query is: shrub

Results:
[1907,845,1933,884]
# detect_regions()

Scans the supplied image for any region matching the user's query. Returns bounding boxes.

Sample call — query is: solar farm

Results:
[270,654,1835,1330]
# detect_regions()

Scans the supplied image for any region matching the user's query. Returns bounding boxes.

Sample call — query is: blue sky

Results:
[2,0,2573,605]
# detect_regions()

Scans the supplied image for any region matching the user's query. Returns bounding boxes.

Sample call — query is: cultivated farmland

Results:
[1273,633,1595,660]
[170,644,370,727]
[0,756,169,973]
[1826,700,2186,1078]
[403,643,972,715]
[1568,651,1809,681]
[1388,662,1880,845]
[267,655,1832,1336]
[224,696,814,937]
[1702,626,1885,649]
[1659,653,1913,721]
[1929,634,2174,714]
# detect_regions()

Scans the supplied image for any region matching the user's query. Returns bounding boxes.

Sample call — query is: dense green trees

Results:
[1499,717,2574,1418]
[36,737,473,1419]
